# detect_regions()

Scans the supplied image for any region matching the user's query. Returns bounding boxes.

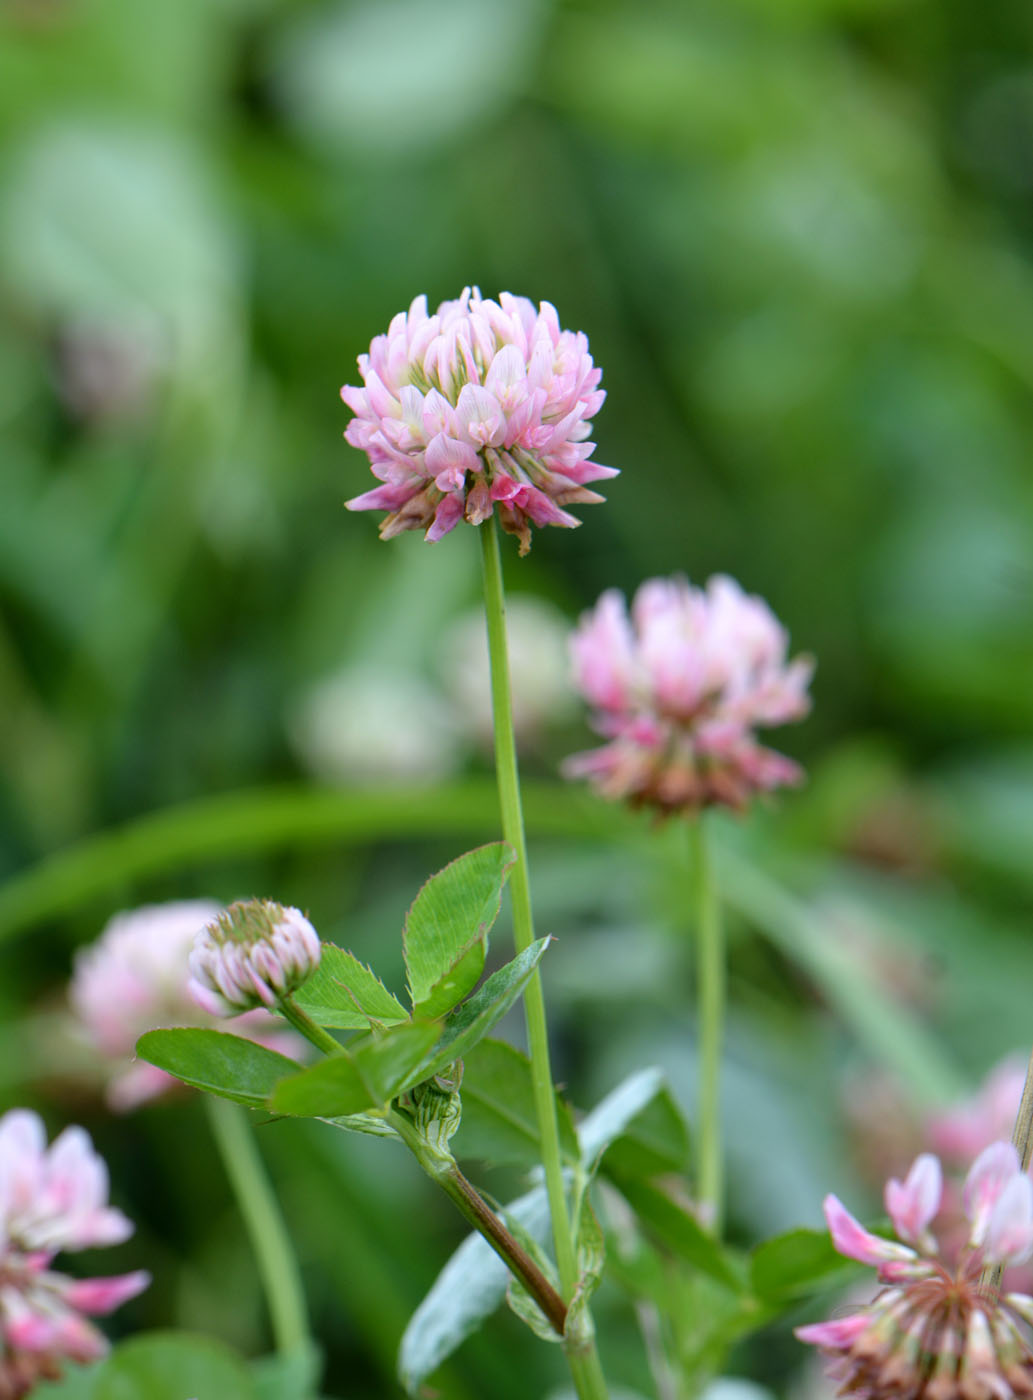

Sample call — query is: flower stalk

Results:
[480,516,609,1399]
[204,1095,310,1357]
[692,816,725,1231]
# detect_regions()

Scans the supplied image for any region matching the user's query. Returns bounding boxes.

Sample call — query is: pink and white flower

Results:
[0,1110,148,1396]
[797,1143,1033,1398]
[562,575,813,814]
[342,289,615,555]
[188,900,321,1017]
[70,902,301,1110]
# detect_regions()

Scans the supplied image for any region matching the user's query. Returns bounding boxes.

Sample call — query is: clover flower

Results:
[0,1109,148,1395]
[70,902,300,1110]
[562,574,813,814]
[797,1143,1033,1399]
[188,900,321,1017]
[342,288,615,554]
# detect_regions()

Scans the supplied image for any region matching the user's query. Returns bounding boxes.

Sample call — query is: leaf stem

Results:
[692,816,724,1231]
[480,517,609,1400]
[203,1095,310,1356]
[387,1109,567,1336]
[277,995,345,1057]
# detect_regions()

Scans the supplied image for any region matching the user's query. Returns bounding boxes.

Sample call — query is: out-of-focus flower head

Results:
[342,288,615,555]
[287,664,463,786]
[188,900,321,1018]
[797,1144,1033,1398]
[70,902,300,1111]
[930,1056,1028,1167]
[562,575,813,815]
[440,595,575,748]
[0,1109,148,1395]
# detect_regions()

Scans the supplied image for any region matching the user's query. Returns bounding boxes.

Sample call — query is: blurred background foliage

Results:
[2,0,1033,1395]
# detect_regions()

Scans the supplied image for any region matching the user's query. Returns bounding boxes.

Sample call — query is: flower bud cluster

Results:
[188,900,321,1017]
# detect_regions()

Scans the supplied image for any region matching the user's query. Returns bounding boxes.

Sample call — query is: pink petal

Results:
[795,1313,871,1349]
[884,1153,942,1244]
[964,1141,1022,1244]
[983,1172,1033,1266]
[64,1270,151,1315]
[823,1194,916,1266]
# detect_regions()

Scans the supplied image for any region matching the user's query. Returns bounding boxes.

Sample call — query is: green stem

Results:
[692,816,724,1231]
[204,1095,309,1356]
[480,518,608,1400]
[387,1110,567,1337]
[277,996,344,1057]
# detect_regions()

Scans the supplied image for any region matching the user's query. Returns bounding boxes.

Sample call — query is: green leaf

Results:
[609,1172,746,1294]
[403,843,515,1018]
[293,945,407,1029]
[270,1022,441,1117]
[452,1038,579,1168]
[136,1029,301,1108]
[93,1332,257,1400]
[601,1084,691,1179]
[750,1226,858,1302]
[577,1066,667,1171]
[398,1184,552,1395]
[35,1368,101,1399]
[415,939,552,1085]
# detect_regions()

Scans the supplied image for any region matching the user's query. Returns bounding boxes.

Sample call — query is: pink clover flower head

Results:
[562,574,813,815]
[0,1109,149,1395]
[69,902,301,1110]
[796,1144,1033,1398]
[342,288,615,555]
[188,900,321,1017]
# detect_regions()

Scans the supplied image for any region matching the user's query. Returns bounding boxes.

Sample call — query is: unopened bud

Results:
[188,900,321,1017]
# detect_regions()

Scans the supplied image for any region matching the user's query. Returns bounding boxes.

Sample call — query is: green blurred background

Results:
[2,0,1033,1395]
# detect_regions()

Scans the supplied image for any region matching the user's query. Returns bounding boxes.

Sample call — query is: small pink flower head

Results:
[188,900,321,1017]
[342,289,615,556]
[0,1110,149,1393]
[562,574,813,815]
[796,1144,1033,1398]
[69,902,300,1110]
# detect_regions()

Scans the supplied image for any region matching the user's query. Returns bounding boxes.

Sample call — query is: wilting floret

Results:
[562,574,812,814]
[188,900,321,1017]
[797,1143,1033,1400]
[342,288,615,555]
[0,1110,148,1397]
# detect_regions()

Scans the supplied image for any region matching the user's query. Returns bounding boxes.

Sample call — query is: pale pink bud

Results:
[965,1141,1023,1246]
[984,1172,1033,1267]
[188,900,321,1017]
